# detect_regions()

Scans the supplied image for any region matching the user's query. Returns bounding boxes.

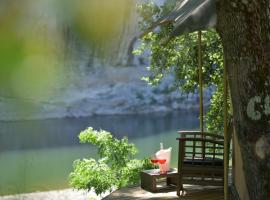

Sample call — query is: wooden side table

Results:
[140,169,178,193]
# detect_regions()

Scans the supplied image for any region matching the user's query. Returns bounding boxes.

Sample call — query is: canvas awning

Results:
[169,0,217,36]
[143,0,217,39]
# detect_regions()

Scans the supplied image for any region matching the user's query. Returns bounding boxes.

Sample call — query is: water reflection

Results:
[0,111,198,152]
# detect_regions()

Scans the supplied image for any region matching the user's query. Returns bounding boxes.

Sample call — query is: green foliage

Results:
[205,85,224,132]
[135,0,230,132]
[69,159,116,195]
[69,127,153,196]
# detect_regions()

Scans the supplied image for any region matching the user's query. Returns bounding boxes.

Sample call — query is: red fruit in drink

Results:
[158,159,166,164]
[151,159,159,164]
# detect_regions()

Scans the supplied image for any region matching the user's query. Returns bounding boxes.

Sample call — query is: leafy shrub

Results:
[69,127,153,196]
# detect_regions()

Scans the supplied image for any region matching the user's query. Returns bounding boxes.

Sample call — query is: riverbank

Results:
[0,188,110,200]
[0,66,212,121]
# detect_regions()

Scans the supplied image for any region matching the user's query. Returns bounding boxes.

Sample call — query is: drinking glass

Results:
[158,159,167,174]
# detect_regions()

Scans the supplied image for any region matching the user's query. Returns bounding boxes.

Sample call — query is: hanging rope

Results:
[198,31,204,134]
[223,51,229,200]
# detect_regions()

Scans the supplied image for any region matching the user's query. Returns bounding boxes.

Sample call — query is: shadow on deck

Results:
[104,184,226,200]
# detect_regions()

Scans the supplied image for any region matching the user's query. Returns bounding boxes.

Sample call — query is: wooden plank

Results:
[104,185,227,200]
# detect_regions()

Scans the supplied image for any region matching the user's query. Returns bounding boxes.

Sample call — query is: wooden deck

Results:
[104,184,227,200]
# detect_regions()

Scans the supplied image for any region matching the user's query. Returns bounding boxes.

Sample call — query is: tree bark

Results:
[216,0,270,199]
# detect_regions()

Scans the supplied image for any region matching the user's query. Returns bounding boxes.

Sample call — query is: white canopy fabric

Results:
[171,0,217,36]
[144,0,217,38]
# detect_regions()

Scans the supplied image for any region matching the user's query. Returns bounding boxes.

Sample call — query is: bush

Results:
[69,127,153,196]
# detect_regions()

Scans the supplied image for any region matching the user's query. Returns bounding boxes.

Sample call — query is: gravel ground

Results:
[0,189,110,200]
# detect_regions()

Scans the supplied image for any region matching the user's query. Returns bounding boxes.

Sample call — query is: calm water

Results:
[0,111,199,195]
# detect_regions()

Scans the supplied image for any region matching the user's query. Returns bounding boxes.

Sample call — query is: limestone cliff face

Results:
[0,0,210,121]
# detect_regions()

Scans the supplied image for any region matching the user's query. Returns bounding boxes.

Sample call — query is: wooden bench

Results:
[176,131,227,196]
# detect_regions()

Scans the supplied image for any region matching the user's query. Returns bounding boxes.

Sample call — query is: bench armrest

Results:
[176,137,224,146]
[178,131,224,140]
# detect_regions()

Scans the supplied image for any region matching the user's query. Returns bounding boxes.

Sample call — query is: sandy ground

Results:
[0,188,110,200]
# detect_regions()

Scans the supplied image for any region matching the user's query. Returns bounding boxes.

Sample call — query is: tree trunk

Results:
[216,0,270,199]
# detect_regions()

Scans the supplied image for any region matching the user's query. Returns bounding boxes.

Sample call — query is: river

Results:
[0,111,199,195]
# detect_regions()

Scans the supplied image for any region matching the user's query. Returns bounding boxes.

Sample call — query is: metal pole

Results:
[198,31,204,134]
[223,50,228,200]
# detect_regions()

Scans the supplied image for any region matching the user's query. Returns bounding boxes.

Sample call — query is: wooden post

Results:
[223,52,228,200]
